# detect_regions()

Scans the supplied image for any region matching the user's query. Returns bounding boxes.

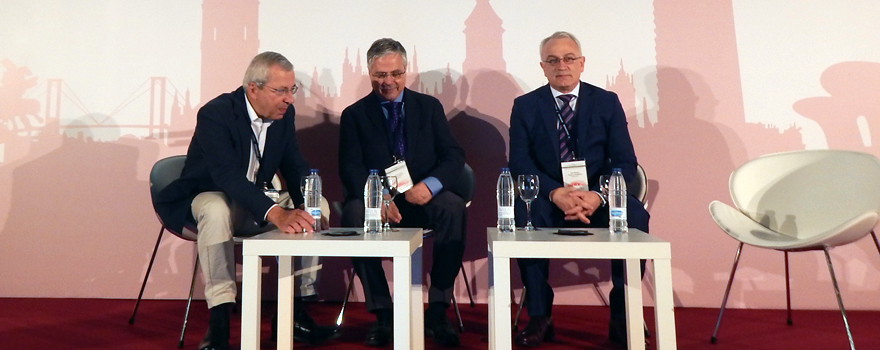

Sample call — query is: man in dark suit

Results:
[508,31,650,349]
[338,38,466,348]
[156,52,336,350]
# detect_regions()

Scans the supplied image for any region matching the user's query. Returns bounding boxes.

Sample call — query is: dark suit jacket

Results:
[338,88,464,202]
[155,87,310,233]
[508,82,638,226]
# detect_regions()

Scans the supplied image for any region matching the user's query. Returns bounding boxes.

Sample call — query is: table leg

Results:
[241,254,262,350]
[393,251,424,350]
[278,255,294,350]
[652,258,677,350]
[625,258,646,350]
[412,246,424,349]
[489,253,512,350]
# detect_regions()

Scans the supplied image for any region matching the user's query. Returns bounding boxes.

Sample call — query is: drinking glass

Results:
[517,174,539,231]
[382,176,399,232]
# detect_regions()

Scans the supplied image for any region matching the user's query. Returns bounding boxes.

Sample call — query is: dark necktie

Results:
[383,102,405,158]
[557,94,576,161]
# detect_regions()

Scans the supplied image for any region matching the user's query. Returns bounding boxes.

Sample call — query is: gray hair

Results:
[366,38,408,69]
[539,31,582,57]
[242,51,294,88]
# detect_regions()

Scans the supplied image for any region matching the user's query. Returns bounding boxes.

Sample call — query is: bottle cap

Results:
[501,167,510,172]
[369,169,379,174]
[310,168,319,174]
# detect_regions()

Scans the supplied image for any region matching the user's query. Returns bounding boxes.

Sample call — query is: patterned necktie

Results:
[383,102,405,158]
[557,94,576,161]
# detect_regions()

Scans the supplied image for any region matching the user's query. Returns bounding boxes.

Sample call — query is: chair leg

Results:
[871,231,880,256]
[710,242,744,344]
[179,255,199,348]
[513,286,526,332]
[451,295,464,332]
[823,247,856,350]
[784,251,793,325]
[129,226,166,324]
[336,269,357,326]
[459,264,476,308]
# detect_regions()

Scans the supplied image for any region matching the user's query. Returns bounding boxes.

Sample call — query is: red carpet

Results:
[1,298,878,349]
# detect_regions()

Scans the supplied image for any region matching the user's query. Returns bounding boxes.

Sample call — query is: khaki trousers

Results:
[191,191,320,308]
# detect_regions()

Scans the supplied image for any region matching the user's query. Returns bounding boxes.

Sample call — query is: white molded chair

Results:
[708,149,880,350]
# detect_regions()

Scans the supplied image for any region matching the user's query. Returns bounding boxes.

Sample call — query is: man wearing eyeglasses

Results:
[507,31,650,349]
[156,51,337,350]
[338,38,466,348]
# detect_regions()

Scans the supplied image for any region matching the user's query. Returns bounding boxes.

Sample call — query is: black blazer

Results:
[508,82,638,225]
[338,88,465,202]
[155,87,309,233]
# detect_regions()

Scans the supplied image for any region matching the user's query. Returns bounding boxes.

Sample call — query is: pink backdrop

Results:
[2,0,879,311]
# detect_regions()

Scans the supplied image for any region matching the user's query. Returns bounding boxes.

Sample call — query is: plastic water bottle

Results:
[364,169,383,233]
[303,169,322,231]
[496,168,516,232]
[608,168,628,234]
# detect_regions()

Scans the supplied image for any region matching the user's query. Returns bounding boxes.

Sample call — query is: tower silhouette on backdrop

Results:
[200,0,260,105]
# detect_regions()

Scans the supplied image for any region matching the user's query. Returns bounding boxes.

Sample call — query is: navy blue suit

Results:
[508,82,649,319]
[339,88,467,311]
[156,87,309,233]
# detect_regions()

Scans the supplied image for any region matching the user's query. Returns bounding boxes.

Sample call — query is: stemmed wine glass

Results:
[382,176,399,232]
[598,175,610,200]
[517,174,539,231]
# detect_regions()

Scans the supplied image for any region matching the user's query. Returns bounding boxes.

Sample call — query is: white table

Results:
[487,228,676,350]
[241,228,424,350]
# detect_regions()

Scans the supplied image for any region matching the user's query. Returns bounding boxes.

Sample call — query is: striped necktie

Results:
[557,94,575,161]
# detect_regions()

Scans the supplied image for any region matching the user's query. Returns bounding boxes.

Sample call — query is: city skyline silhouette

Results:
[1,0,879,311]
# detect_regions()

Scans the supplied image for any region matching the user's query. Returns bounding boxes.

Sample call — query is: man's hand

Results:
[266,206,315,234]
[404,182,433,205]
[551,187,602,224]
[383,194,403,223]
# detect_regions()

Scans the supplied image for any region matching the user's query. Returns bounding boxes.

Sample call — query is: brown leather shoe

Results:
[513,316,554,347]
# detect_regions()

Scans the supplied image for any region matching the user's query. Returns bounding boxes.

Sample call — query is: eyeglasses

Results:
[543,56,583,66]
[371,70,406,80]
[265,84,299,96]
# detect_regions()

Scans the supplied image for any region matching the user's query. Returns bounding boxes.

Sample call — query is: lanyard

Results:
[250,126,265,184]
[553,99,578,159]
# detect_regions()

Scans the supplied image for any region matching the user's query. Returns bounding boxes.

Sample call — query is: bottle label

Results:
[498,206,514,219]
[365,208,382,220]
[307,207,321,219]
[610,207,627,220]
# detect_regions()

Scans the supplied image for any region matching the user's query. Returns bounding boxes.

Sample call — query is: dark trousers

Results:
[341,191,467,312]
[518,194,649,319]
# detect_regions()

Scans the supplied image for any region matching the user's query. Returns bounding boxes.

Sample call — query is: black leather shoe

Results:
[365,310,394,347]
[608,318,650,349]
[365,323,393,347]
[513,316,554,347]
[198,328,230,350]
[270,311,340,345]
[425,306,460,348]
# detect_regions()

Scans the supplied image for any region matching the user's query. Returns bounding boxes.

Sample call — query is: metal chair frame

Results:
[708,150,880,350]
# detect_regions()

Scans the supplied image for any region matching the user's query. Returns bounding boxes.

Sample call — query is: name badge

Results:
[561,160,588,190]
[385,160,414,193]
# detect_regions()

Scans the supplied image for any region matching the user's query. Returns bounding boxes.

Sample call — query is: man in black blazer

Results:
[508,32,649,349]
[339,38,466,348]
[156,52,335,350]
